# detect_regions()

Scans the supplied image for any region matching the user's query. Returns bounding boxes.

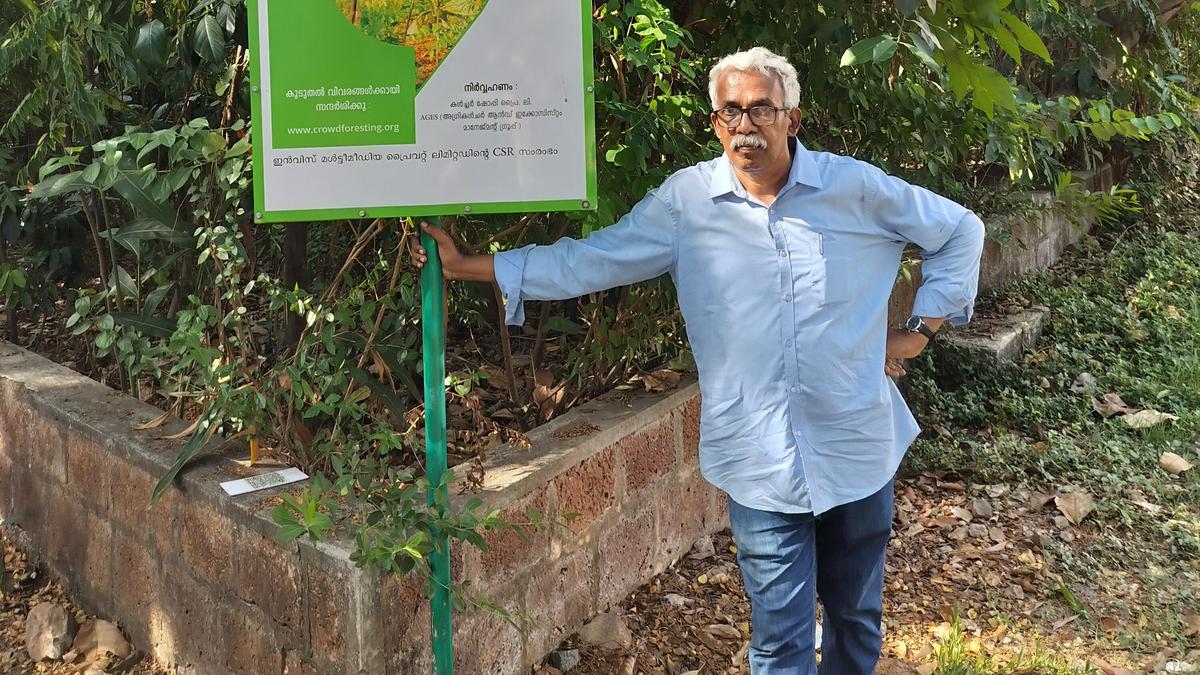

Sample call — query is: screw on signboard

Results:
[358,209,366,217]
[463,205,472,213]
[254,212,263,221]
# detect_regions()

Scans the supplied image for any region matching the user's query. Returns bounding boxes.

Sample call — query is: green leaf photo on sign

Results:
[335,0,489,86]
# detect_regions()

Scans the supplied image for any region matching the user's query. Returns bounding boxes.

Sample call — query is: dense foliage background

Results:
[2,0,1199,586]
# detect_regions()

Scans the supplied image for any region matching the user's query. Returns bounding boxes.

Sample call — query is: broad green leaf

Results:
[944,49,1015,117]
[963,0,1002,25]
[111,311,178,338]
[914,16,942,49]
[143,282,175,316]
[1000,13,1052,64]
[81,162,101,185]
[193,15,225,63]
[102,218,189,254]
[111,169,180,231]
[905,35,943,74]
[227,135,251,158]
[970,62,1016,117]
[200,132,227,161]
[134,20,168,67]
[946,51,971,101]
[28,171,89,200]
[987,25,1021,64]
[110,265,139,299]
[840,36,898,67]
[275,524,307,542]
[38,154,80,181]
[895,0,921,16]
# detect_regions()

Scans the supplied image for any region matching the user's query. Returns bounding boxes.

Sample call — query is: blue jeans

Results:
[727,481,894,675]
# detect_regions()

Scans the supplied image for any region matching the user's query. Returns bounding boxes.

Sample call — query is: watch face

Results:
[905,316,923,331]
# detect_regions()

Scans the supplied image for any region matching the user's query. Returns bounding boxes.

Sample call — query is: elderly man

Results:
[415,46,984,674]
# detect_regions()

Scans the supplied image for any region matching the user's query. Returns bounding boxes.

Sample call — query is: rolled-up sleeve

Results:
[868,171,986,325]
[493,190,677,326]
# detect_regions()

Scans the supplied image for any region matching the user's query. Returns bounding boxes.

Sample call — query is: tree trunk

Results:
[281,222,309,352]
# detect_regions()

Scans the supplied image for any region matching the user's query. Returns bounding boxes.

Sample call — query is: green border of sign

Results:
[247,0,598,224]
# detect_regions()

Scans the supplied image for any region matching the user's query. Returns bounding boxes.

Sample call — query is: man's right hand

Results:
[410,221,496,283]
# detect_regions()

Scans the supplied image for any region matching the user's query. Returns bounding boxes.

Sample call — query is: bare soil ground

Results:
[545,473,1199,675]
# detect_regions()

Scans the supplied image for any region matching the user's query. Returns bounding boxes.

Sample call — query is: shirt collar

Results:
[708,137,824,199]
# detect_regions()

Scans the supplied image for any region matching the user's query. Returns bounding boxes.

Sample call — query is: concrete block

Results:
[110,532,160,645]
[476,487,554,581]
[178,499,233,584]
[619,418,675,493]
[944,309,1047,362]
[451,605,525,675]
[235,527,304,632]
[657,469,722,563]
[677,395,701,465]
[522,547,597,660]
[552,445,618,533]
[223,608,285,675]
[66,429,112,513]
[29,411,67,484]
[306,565,348,666]
[597,504,655,608]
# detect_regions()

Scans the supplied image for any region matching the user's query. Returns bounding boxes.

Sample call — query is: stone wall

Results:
[0,341,717,674]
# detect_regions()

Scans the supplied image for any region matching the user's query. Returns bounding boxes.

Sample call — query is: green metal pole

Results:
[419,217,454,674]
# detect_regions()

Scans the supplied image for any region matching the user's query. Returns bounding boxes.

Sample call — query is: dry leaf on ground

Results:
[1092,393,1138,418]
[1183,614,1200,637]
[705,624,742,640]
[641,369,681,393]
[1055,492,1095,525]
[1092,657,1137,675]
[1161,452,1193,475]
[1132,499,1163,514]
[1123,409,1180,429]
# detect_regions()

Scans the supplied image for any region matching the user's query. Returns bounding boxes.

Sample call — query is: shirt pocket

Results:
[819,233,855,306]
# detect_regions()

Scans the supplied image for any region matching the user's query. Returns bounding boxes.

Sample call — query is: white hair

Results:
[708,47,800,111]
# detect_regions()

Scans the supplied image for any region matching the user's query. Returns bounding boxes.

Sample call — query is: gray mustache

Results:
[731,133,767,150]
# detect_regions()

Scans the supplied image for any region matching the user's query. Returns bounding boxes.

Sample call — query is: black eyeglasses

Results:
[714,105,789,127]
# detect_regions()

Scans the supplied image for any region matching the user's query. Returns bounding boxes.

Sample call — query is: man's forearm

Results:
[446,255,496,283]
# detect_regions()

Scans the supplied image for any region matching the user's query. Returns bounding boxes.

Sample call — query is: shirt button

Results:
[785,340,793,348]
[790,385,800,393]
[783,294,792,303]
[778,249,788,257]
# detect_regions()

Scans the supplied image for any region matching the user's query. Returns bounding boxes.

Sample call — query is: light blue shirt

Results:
[494,140,985,514]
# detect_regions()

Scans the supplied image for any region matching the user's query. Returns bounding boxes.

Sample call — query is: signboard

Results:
[248,0,596,222]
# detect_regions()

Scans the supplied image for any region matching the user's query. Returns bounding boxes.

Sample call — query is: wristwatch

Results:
[904,315,938,340]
